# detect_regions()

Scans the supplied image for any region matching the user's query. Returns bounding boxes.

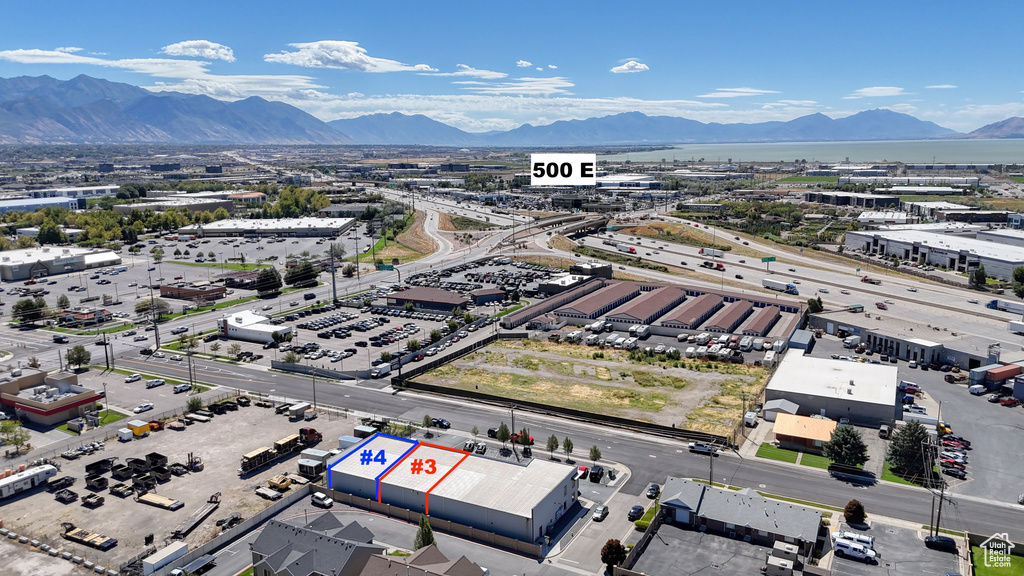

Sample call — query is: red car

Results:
[1000,397,1021,407]
[875,302,888,310]
[413,354,424,362]
[939,459,965,470]
[510,432,535,445]
[174,275,183,280]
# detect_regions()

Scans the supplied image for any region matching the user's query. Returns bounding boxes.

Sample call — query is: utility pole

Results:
[329,242,338,303]
[510,404,518,460]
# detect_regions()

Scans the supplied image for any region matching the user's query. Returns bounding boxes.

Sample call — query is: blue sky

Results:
[0,0,1021,133]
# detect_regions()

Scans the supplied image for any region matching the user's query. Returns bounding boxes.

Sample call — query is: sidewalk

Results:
[737,417,774,458]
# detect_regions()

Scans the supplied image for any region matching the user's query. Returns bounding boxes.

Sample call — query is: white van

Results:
[833,538,877,562]
[968,384,986,395]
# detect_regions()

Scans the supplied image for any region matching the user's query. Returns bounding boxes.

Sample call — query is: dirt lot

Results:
[395,210,438,255]
[417,339,769,435]
[0,402,361,568]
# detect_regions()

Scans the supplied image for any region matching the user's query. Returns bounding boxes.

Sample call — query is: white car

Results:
[170,355,183,361]
[262,305,274,311]
[134,335,148,342]
[840,289,850,295]
[818,288,829,293]
[133,402,154,414]
[312,492,334,508]
[124,373,142,383]
[907,287,918,292]
[968,299,979,304]
[152,351,165,358]
[128,282,137,287]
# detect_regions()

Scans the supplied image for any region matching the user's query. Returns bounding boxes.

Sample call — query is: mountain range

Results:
[1,74,1023,146]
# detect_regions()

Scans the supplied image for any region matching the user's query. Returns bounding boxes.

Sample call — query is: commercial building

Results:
[113,197,234,215]
[977,228,1024,248]
[0,197,81,214]
[605,286,688,326]
[844,228,1024,280]
[468,288,505,306]
[938,210,1008,223]
[0,246,121,281]
[569,261,612,278]
[772,413,837,453]
[15,185,119,199]
[659,477,822,557]
[764,354,900,427]
[902,201,973,219]
[328,434,577,543]
[856,211,913,227]
[553,282,642,321]
[227,191,267,204]
[160,283,227,302]
[386,287,469,312]
[178,217,357,238]
[537,274,589,296]
[840,176,980,186]
[0,369,101,426]
[802,191,898,209]
[217,310,291,344]
[16,226,85,242]
[57,307,112,328]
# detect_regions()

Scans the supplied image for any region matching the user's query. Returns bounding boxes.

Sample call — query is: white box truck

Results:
[700,248,724,258]
[843,335,861,348]
[635,325,651,338]
[1009,320,1024,335]
[605,333,620,346]
[143,542,188,575]
[370,364,392,379]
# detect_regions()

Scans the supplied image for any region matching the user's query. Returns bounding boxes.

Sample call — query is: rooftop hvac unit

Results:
[46,387,59,397]
[63,249,70,254]
[10,369,21,377]
[42,247,49,253]
[34,385,47,395]
[1,257,8,262]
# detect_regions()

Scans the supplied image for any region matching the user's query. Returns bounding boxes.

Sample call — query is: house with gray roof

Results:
[659,477,822,556]
[250,517,383,576]
[358,544,486,576]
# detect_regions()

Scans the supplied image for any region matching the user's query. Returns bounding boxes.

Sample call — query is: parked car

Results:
[647,484,660,499]
[592,505,609,521]
[924,536,958,553]
[627,505,645,521]
[133,402,154,413]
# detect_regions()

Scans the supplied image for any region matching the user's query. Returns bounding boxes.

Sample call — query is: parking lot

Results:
[805,334,1024,502]
[829,521,964,576]
[0,397,372,568]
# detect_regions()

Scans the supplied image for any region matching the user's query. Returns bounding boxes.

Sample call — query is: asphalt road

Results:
[117,345,1023,537]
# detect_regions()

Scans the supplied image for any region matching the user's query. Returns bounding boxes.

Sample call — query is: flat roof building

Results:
[328,434,577,543]
[179,217,357,238]
[845,228,1024,280]
[0,369,101,426]
[217,310,291,344]
[765,354,900,427]
[0,197,81,214]
[0,246,121,281]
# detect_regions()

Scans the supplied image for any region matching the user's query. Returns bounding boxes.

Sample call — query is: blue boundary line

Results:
[375,441,420,500]
[326,432,417,490]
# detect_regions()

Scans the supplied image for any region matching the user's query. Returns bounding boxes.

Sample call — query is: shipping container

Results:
[986,364,1022,383]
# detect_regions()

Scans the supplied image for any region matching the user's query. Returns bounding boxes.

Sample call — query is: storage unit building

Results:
[660,293,723,330]
[605,286,688,327]
[704,302,753,333]
[742,305,781,336]
[553,282,642,321]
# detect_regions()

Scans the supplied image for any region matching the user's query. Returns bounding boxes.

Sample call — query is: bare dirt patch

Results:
[417,339,769,435]
[395,210,438,255]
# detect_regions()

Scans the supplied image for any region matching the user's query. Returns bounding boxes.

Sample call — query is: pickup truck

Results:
[688,441,720,455]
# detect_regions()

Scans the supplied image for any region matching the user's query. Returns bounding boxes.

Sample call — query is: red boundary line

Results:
[378,444,422,502]
[422,443,470,515]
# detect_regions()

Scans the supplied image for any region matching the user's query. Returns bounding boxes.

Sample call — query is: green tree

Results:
[563,436,574,460]
[186,397,203,412]
[971,265,987,286]
[152,248,164,262]
[404,301,415,312]
[414,514,436,550]
[14,235,37,249]
[471,426,479,438]
[209,341,221,354]
[885,419,929,478]
[421,414,433,436]
[56,294,71,310]
[341,263,357,278]
[135,297,171,318]
[429,329,443,343]
[65,344,91,369]
[807,296,824,313]
[495,422,511,448]
[282,351,300,363]
[822,425,869,467]
[590,445,602,463]
[1013,266,1024,285]
[546,435,559,458]
[407,339,421,352]
[600,539,627,572]
[381,351,393,362]
[447,320,460,333]
[174,248,182,257]
[36,220,66,244]
[255,267,284,295]
[212,207,230,221]
[227,343,242,357]
[285,261,320,287]
[0,420,31,451]
[844,499,866,525]
[12,297,47,324]
[326,243,347,260]
[1014,282,1024,300]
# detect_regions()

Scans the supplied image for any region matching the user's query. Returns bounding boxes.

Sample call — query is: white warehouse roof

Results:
[767,354,897,407]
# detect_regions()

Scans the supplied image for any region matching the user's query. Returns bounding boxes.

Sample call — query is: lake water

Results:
[598,139,1024,164]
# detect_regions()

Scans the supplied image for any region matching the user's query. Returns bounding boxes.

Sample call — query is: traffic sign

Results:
[377,264,394,271]
[761,256,776,263]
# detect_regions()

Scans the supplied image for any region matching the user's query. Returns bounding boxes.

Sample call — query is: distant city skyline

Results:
[0,0,1021,133]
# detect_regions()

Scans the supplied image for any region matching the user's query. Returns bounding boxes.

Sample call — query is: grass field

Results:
[756,443,799,463]
[56,410,127,434]
[438,213,496,231]
[775,176,840,183]
[881,461,930,486]
[799,453,833,469]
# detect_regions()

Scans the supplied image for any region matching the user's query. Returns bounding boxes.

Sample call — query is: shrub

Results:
[844,499,866,524]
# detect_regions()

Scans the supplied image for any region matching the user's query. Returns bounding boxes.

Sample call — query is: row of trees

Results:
[820,419,933,482]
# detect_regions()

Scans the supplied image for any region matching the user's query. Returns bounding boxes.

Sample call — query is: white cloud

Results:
[453,76,575,96]
[843,86,907,99]
[926,84,957,89]
[0,49,210,78]
[548,64,557,69]
[610,60,649,74]
[263,40,434,72]
[161,40,236,62]
[776,99,818,106]
[425,64,507,79]
[516,60,531,67]
[536,67,543,71]
[54,47,83,54]
[697,87,780,98]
